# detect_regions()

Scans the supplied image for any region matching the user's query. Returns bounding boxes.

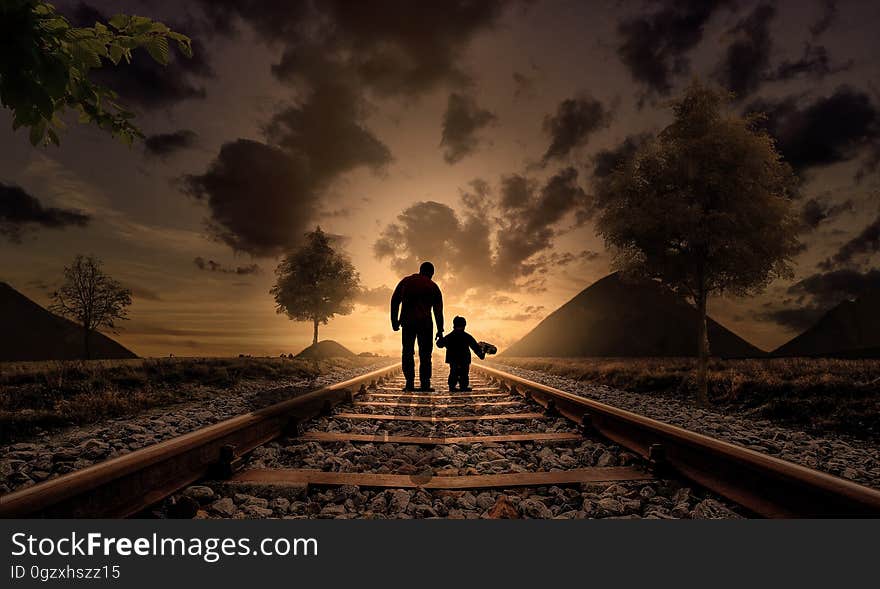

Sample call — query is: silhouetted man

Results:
[391,261,444,391]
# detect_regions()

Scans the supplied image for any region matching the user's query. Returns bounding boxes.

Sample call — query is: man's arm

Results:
[433,284,444,336]
[390,280,403,331]
[468,334,486,360]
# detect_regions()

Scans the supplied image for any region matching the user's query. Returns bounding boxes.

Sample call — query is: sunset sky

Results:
[2,0,879,357]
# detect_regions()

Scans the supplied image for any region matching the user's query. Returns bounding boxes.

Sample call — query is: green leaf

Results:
[108,14,130,31]
[108,44,124,64]
[143,35,170,65]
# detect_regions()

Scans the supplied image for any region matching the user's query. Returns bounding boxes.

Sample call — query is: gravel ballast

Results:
[484,361,880,490]
[0,361,394,494]
[166,367,744,519]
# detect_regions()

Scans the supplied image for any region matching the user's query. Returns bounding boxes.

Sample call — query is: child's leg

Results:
[448,364,457,390]
[460,364,470,390]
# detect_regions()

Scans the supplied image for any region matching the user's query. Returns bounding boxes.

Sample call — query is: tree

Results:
[594,80,801,405]
[271,227,360,346]
[49,254,132,359]
[0,0,192,146]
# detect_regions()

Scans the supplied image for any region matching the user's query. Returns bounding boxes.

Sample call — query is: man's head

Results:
[419,261,435,278]
[453,315,466,330]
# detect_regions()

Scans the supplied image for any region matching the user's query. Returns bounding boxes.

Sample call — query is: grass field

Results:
[495,357,880,440]
[0,356,386,443]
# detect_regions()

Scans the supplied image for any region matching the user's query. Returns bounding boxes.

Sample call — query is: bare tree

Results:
[594,80,801,405]
[49,255,132,359]
[271,227,360,345]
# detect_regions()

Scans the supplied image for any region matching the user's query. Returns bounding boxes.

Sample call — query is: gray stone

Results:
[596,497,623,517]
[519,498,552,519]
[210,497,236,517]
[182,485,215,504]
[387,489,411,512]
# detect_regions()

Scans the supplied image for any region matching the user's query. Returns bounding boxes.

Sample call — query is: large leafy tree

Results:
[594,80,801,405]
[271,227,361,346]
[0,0,192,146]
[49,254,133,359]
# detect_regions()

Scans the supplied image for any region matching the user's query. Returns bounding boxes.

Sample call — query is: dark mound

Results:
[773,289,880,357]
[1,282,137,361]
[503,273,764,358]
[295,340,356,359]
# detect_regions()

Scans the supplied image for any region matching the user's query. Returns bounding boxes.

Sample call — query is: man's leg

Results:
[460,363,471,391]
[401,323,417,390]
[416,322,433,390]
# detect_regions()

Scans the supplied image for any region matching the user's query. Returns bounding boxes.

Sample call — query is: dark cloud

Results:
[820,213,880,270]
[355,285,393,309]
[66,3,213,110]
[0,182,90,243]
[770,44,852,83]
[374,200,466,278]
[800,196,854,231]
[495,167,591,285]
[264,83,391,180]
[372,168,592,296]
[542,96,612,163]
[193,256,261,275]
[186,83,390,256]
[203,0,508,98]
[459,178,492,216]
[760,306,826,331]
[616,0,732,97]
[761,268,880,330]
[184,140,314,256]
[810,0,839,38]
[440,93,497,164]
[748,86,880,173]
[144,130,198,158]
[713,3,775,99]
[590,133,651,180]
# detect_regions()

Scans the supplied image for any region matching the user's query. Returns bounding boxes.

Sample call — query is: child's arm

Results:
[468,335,486,360]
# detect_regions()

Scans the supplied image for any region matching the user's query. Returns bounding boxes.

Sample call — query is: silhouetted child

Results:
[436,316,485,391]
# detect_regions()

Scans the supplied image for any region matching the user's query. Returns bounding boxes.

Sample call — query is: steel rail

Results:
[473,363,880,518]
[0,363,401,518]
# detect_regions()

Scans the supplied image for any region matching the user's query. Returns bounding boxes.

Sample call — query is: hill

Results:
[295,340,356,359]
[503,273,764,358]
[773,289,880,357]
[1,282,137,361]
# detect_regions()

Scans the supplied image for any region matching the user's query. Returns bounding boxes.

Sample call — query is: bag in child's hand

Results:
[478,341,497,355]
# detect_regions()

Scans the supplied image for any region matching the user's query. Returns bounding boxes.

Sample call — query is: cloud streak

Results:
[441,93,497,164]
[0,182,90,243]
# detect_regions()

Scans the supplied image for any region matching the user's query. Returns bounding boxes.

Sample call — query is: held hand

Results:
[392,320,400,331]
[436,330,443,339]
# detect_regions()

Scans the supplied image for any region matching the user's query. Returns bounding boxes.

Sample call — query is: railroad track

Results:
[2,362,879,518]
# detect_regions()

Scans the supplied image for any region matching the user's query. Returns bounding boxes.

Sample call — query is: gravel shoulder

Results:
[484,361,880,490]
[0,360,394,495]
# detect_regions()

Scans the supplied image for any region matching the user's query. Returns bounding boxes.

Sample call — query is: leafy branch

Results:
[0,0,192,146]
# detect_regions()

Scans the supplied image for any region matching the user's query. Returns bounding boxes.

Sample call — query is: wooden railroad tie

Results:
[230,467,653,489]
[333,412,546,422]
[365,392,508,399]
[352,401,520,409]
[298,431,583,445]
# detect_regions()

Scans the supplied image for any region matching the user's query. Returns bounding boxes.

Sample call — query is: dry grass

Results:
[496,357,880,440]
[0,356,385,443]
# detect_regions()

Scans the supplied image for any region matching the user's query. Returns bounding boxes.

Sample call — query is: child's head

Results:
[453,315,466,330]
